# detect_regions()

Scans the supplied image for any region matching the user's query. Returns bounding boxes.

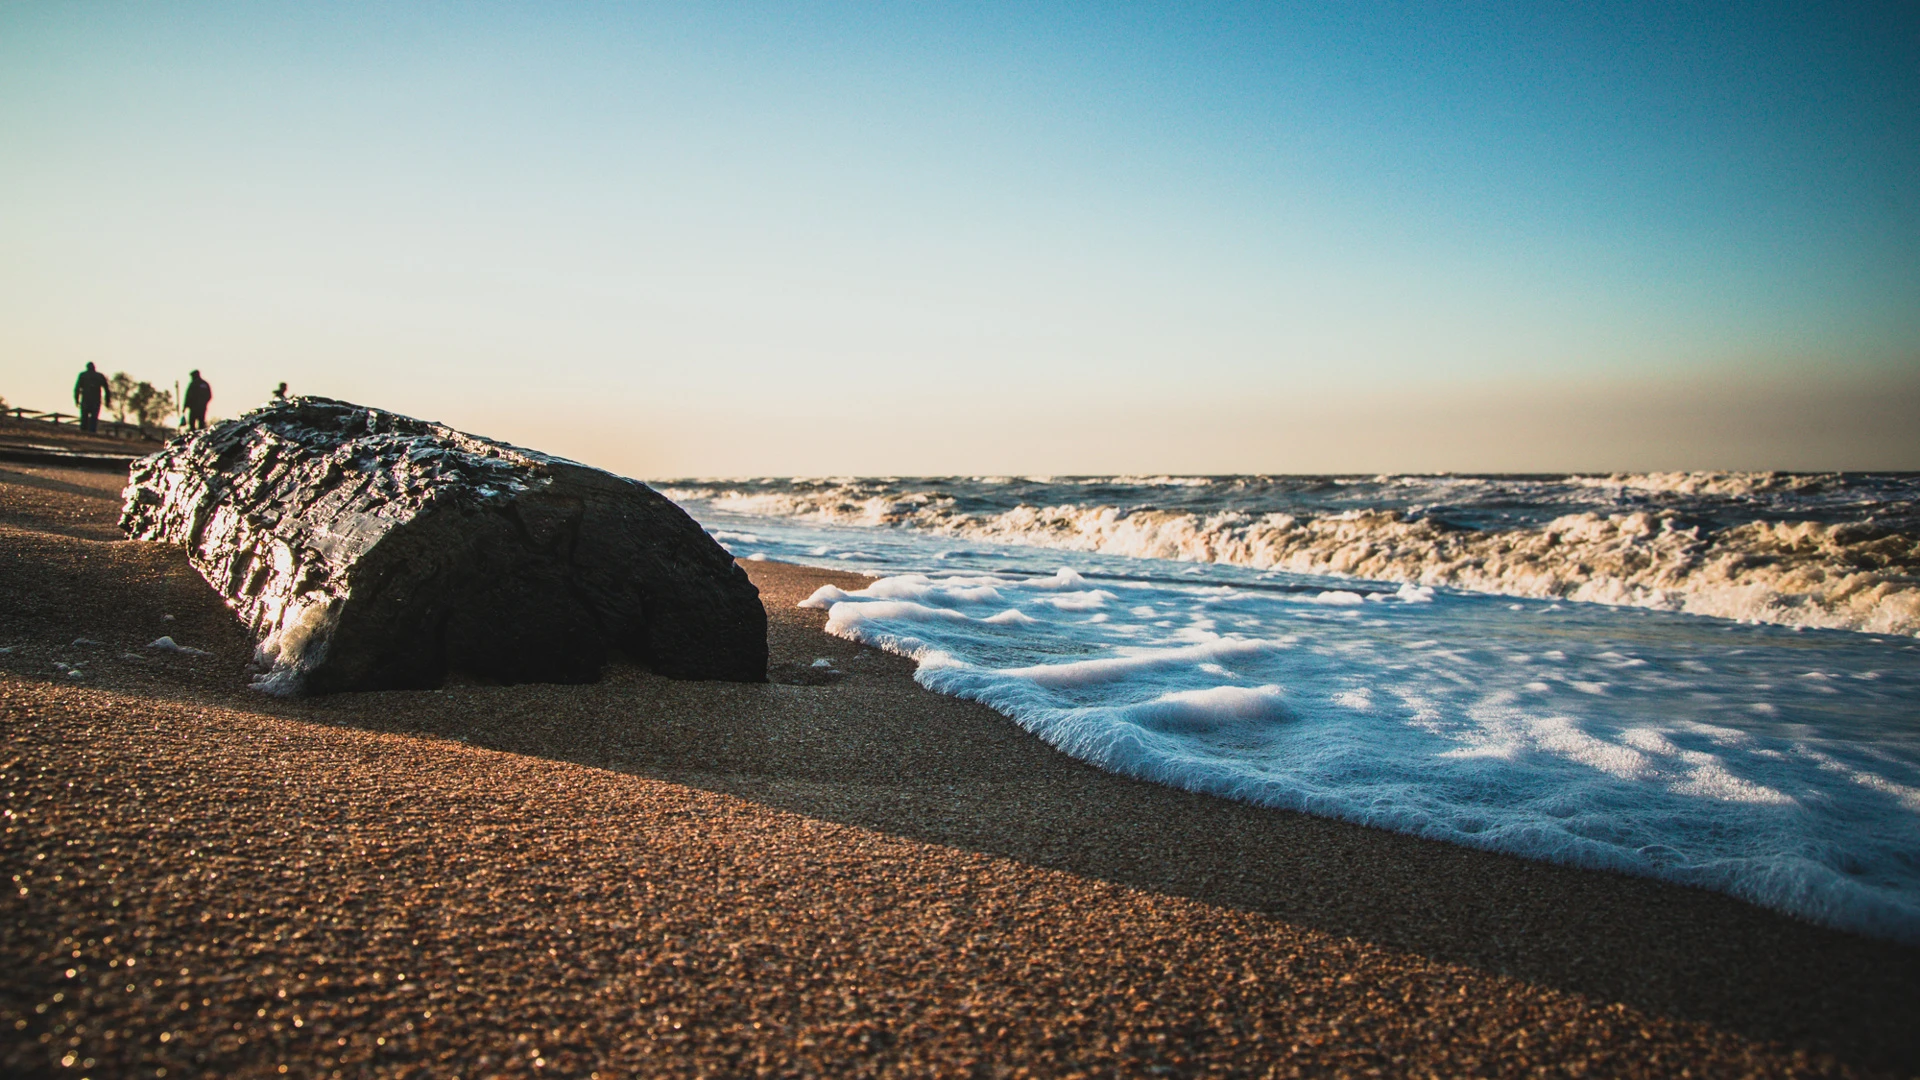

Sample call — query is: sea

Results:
[659,473,1920,943]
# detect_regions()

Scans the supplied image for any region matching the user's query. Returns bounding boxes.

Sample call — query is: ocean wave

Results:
[801,571,1920,942]
[662,481,1920,636]
[1574,471,1844,497]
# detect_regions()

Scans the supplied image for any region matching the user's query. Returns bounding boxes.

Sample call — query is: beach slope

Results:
[2,457,1916,1077]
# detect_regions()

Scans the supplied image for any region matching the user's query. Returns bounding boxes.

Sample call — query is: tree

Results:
[109,373,135,425]
[126,381,175,432]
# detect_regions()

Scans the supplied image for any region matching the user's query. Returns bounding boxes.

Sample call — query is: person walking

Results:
[73,362,110,433]
[184,370,213,430]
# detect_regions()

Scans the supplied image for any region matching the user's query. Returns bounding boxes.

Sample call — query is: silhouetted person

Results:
[272,381,288,401]
[73,362,110,433]
[184,370,212,430]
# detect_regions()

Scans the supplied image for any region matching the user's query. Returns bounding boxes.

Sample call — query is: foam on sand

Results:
[800,570,1920,943]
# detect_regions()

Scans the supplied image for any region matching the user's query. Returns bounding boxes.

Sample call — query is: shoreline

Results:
[2,459,1917,1075]
[668,473,1920,639]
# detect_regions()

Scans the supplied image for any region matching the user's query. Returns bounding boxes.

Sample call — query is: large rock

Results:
[120,398,766,694]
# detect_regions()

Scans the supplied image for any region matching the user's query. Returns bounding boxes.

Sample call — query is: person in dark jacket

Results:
[184,370,213,430]
[73,363,110,433]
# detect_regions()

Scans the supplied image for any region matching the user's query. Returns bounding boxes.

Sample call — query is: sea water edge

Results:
[670,474,1920,943]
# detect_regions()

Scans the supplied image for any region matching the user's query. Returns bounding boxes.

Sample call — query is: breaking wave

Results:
[662,474,1920,636]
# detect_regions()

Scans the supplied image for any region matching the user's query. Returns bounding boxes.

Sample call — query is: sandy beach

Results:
[3,453,1917,1078]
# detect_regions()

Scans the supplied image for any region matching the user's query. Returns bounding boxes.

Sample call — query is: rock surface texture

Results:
[120,398,765,693]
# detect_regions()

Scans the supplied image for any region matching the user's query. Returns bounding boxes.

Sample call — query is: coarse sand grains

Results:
[1,453,1916,1078]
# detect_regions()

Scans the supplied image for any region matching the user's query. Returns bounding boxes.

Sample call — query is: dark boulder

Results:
[120,397,766,694]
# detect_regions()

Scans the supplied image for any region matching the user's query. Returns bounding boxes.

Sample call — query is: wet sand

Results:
[2,453,1917,1078]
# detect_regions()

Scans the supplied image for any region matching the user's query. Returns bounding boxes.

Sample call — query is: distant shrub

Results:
[126,381,175,431]
[109,372,136,424]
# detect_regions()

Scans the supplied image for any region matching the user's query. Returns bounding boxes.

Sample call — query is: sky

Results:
[2,1,1916,476]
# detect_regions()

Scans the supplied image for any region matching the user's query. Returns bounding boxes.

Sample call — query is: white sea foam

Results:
[147,635,212,657]
[1575,471,1841,497]
[802,570,1920,943]
[669,480,1920,636]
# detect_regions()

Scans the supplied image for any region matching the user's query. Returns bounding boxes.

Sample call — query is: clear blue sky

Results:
[3,2,1915,474]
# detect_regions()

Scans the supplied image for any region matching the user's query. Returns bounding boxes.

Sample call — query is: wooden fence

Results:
[3,406,169,440]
